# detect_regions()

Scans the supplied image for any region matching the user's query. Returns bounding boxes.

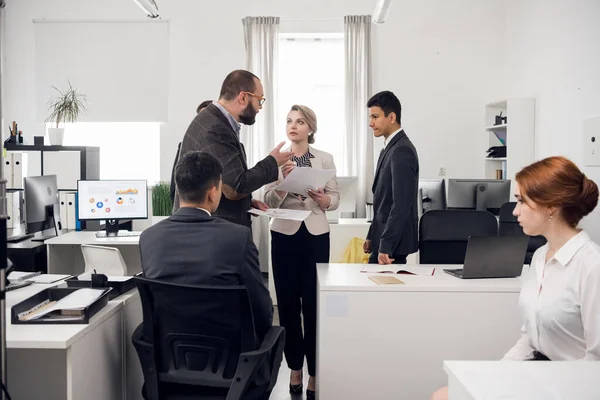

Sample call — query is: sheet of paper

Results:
[274,167,335,194]
[360,266,435,276]
[28,274,72,284]
[26,288,106,320]
[248,208,312,221]
[8,271,35,280]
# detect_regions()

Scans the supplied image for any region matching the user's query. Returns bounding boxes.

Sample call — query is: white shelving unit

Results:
[484,98,535,185]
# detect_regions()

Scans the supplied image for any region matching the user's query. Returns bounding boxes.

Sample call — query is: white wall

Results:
[504,0,600,240]
[3,0,505,184]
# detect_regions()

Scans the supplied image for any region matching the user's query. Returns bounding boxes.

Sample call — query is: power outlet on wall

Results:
[438,167,446,176]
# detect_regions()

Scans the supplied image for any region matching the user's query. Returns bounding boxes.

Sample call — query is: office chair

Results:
[81,244,128,275]
[419,209,498,264]
[498,202,547,264]
[132,277,285,400]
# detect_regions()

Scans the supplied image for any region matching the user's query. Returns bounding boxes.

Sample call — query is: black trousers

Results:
[271,223,330,377]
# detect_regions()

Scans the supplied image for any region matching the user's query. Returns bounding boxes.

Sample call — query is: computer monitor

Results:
[419,179,446,214]
[77,180,148,237]
[24,175,63,241]
[327,176,358,222]
[447,179,511,215]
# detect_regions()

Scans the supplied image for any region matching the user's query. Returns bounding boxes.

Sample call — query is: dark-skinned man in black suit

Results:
[141,151,273,339]
[364,91,419,265]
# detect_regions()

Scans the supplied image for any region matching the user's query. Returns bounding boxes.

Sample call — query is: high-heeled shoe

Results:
[289,371,303,394]
[289,382,303,394]
[307,389,316,400]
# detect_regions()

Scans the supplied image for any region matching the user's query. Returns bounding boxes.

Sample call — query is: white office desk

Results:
[445,361,600,400]
[317,263,526,399]
[5,282,143,400]
[45,231,141,275]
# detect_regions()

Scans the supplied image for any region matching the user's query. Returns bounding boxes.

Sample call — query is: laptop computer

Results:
[444,236,529,279]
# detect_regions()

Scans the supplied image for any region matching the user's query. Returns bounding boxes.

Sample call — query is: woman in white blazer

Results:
[264,105,339,399]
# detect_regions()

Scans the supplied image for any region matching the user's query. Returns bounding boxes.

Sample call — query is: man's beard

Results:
[239,103,258,125]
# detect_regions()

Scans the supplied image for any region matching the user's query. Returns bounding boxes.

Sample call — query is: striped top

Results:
[291,151,314,200]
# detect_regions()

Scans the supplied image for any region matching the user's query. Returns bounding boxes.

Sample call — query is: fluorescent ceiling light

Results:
[133,0,160,18]
[372,0,392,24]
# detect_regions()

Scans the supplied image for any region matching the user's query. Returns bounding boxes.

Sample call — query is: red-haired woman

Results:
[431,156,600,400]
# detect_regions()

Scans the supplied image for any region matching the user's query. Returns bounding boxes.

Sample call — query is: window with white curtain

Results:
[276,34,347,174]
[57,122,161,185]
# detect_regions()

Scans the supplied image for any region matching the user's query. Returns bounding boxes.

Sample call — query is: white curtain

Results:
[242,16,279,273]
[344,15,373,217]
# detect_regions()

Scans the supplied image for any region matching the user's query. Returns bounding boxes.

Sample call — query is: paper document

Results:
[369,276,405,285]
[275,167,335,194]
[248,208,311,221]
[8,272,71,284]
[19,288,106,321]
[360,266,435,276]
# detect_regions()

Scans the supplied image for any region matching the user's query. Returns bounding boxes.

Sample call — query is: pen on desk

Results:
[432,268,436,276]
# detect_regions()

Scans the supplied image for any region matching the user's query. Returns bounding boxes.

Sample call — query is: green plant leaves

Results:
[44,80,88,128]
[152,182,173,216]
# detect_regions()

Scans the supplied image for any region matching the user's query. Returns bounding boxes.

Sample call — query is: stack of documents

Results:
[275,167,335,194]
[8,271,72,284]
[18,288,106,321]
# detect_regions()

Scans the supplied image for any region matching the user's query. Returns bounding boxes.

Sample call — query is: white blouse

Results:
[503,230,600,361]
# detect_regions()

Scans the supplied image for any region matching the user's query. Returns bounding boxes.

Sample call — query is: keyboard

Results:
[443,268,464,278]
[95,231,141,238]
[7,233,34,243]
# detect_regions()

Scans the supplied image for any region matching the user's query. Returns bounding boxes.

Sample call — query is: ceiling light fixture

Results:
[372,0,392,24]
[133,0,160,19]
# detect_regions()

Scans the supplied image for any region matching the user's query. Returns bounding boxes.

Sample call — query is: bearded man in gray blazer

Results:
[364,91,419,265]
[174,70,293,227]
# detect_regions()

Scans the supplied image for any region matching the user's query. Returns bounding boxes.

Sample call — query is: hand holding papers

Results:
[248,208,311,221]
[275,167,335,195]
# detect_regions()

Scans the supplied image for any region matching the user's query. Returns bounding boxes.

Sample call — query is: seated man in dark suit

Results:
[140,151,273,339]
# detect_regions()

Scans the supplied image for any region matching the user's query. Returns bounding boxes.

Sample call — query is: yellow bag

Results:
[341,237,370,263]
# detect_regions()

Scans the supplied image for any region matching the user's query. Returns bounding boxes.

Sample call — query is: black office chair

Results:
[132,277,285,400]
[419,209,498,264]
[498,202,547,264]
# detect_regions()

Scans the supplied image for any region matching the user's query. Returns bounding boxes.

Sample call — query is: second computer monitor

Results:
[419,179,446,213]
[77,180,148,226]
[24,175,62,240]
[447,179,511,215]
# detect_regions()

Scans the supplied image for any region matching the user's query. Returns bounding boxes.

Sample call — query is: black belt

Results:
[530,351,551,361]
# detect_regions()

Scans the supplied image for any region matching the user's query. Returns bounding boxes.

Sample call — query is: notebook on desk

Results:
[444,236,529,279]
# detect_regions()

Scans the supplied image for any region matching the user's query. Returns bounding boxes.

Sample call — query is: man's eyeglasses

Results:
[243,91,266,106]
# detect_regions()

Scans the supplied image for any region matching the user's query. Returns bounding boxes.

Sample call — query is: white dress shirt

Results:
[196,207,211,216]
[503,230,600,361]
[383,127,402,149]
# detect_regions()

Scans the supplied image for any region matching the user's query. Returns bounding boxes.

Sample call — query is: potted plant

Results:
[44,81,87,145]
[152,181,172,224]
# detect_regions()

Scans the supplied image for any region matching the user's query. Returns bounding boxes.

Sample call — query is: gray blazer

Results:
[174,104,279,227]
[264,146,340,235]
[139,207,273,339]
[367,130,419,257]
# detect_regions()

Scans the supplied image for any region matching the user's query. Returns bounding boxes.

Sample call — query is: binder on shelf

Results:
[11,287,112,324]
[10,152,27,189]
[66,192,77,230]
[3,154,12,188]
[6,193,13,229]
[59,192,69,230]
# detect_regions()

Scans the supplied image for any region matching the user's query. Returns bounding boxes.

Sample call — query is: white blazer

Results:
[264,146,340,235]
